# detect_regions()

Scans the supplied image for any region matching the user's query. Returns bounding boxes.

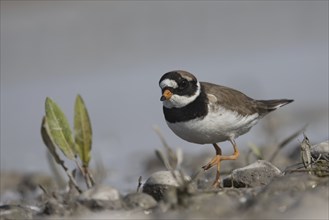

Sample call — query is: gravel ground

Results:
[1,139,328,220]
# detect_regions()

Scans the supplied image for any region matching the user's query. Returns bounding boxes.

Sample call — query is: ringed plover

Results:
[159,70,293,187]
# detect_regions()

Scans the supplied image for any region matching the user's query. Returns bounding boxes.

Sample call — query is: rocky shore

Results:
[1,139,328,219]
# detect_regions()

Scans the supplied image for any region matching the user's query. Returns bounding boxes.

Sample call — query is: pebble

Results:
[223,160,282,188]
[1,147,327,219]
[142,170,191,201]
[78,185,122,210]
[123,192,157,209]
[311,140,329,160]
[0,204,41,220]
[241,173,329,219]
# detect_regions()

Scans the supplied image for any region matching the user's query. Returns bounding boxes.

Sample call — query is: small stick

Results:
[137,176,142,192]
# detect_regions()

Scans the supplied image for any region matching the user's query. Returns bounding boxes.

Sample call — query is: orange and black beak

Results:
[160,89,173,101]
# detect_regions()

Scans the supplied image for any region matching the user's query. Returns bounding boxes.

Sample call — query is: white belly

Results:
[167,107,259,144]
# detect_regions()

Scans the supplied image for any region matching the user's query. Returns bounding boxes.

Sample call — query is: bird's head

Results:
[159,70,201,109]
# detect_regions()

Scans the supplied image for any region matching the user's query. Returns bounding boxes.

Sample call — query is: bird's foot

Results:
[202,154,221,171]
[212,179,222,188]
[202,155,223,188]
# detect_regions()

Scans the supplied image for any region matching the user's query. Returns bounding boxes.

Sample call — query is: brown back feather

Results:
[201,82,293,116]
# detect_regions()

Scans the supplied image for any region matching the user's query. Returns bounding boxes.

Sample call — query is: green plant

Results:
[41,95,94,192]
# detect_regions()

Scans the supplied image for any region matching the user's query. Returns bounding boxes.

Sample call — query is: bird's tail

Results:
[257,99,294,114]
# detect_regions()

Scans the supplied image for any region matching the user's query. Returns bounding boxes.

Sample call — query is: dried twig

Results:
[269,124,307,162]
[300,133,312,173]
[136,176,143,192]
[153,126,178,170]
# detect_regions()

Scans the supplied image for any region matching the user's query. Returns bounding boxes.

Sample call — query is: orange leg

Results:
[202,139,240,188]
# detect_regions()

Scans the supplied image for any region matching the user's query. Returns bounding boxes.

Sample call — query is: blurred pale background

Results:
[1,1,328,191]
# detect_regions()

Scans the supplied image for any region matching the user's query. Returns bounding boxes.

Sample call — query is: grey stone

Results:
[311,140,329,160]
[0,204,41,220]
[186,190,240,217]
[123,192,157,210]
[309,141,329,177]
[241,173,329,219]
[78,185,122,210]
[223,160,282,188]
[142,170,191,201]
[79,185,120,201]
[42,197,67,216]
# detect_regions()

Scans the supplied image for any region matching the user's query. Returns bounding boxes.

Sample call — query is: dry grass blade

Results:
[246,143,263,164]
[137,176,142,192]
[269,124,307,162]
[91,154,107,185]
[46,152,66,189]
[153,126,178,170]
[155,149,172,170]
[300,134,312,171]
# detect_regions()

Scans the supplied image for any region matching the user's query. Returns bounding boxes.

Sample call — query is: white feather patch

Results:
[167,106,260,144]
[160,79,178,89]
[162,81,201,108]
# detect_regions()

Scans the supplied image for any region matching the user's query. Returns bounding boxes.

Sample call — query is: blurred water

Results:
[1,1,328,191]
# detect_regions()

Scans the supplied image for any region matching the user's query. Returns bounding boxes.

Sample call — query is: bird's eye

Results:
[179,79,188,90]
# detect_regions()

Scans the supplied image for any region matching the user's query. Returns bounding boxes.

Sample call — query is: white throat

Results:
[163,81,201,108]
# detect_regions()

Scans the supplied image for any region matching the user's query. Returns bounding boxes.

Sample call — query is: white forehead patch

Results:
[160,79,178,89]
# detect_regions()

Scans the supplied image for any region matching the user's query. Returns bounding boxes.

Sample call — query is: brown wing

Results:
[201,82,293,116]
[201,82,259,116]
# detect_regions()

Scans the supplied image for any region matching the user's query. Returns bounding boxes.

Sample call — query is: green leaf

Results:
[45,97,76,160]
[41,116,63,164]
[74,95,92,167]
